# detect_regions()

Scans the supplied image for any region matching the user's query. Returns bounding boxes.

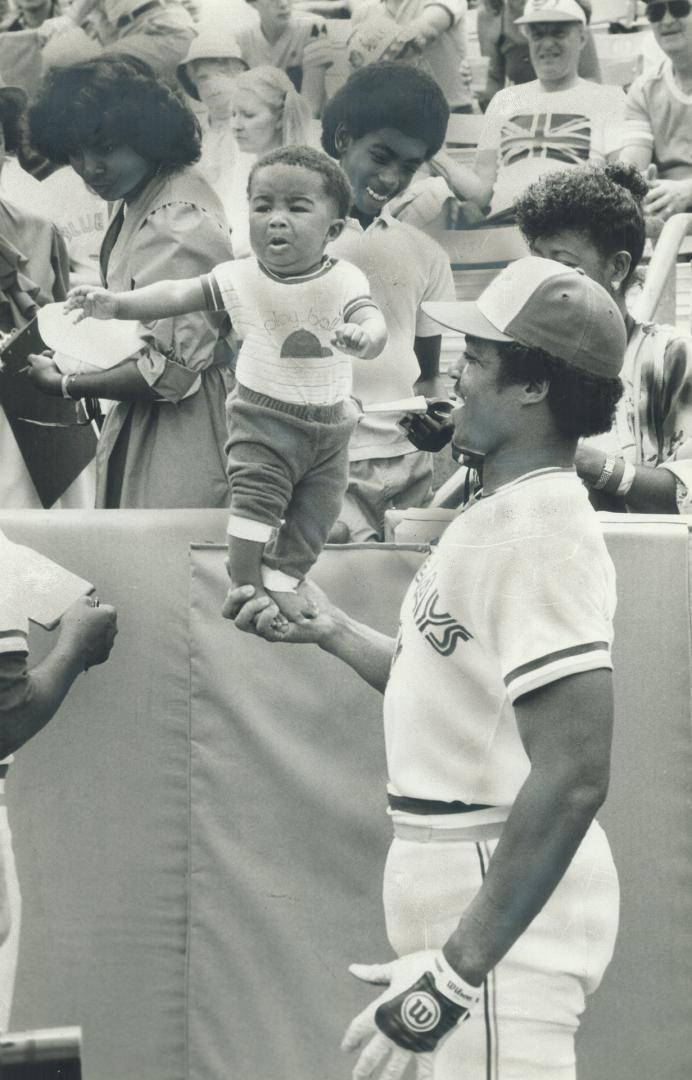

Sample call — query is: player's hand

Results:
[25,351,62,395]
[642,178,692,221]
[64,285,119,323]
[342,949,480,1077]
[58,596,118,671]
[399,399,454,453]
[222,579,338,645]
[332,322,375,359]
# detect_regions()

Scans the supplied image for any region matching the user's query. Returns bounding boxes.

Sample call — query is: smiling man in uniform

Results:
[225,256,628,1079]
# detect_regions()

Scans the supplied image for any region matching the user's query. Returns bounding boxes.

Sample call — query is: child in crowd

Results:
[65,146,387,632]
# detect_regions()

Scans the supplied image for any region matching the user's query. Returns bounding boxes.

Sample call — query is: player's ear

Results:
[522,376,550,405]
[327,218,346,242]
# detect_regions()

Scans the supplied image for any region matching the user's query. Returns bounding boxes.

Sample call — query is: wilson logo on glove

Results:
[401,992,441,1032]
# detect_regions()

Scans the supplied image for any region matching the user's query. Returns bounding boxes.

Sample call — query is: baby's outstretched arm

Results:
[65,277,208,324]
[331,305,388,360]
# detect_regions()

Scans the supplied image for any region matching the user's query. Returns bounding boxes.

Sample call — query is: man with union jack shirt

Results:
[471,0,628,214]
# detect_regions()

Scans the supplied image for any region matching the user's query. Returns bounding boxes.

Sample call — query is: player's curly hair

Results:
[28,54,201,169]
[321,61,449,161]
[515,163,647,292]
[495,339,623,439]
[248,145,353,218]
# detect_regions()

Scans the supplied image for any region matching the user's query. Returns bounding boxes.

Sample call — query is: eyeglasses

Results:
[646,0,691,22]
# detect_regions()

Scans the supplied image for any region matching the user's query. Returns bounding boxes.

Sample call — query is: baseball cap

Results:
[515,0,587,24]
[422,256,626,378]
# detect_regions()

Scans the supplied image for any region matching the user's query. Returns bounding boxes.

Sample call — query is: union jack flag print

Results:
[500,112,593,167]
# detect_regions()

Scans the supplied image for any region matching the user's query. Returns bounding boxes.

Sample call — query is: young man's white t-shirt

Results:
[327,210,455,462]
[477,78,628,213]
[383,468,616,807]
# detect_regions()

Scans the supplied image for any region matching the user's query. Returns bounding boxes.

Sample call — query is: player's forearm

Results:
[319,608,396,693]
[0,646,85,758]
[114,278,206,322]
[66,359,161,403]
[443,759,609,985]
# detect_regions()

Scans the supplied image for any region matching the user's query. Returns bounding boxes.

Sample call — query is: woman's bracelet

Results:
[61,373,79,400]
[615,460,636,497]
[591,455,617,491]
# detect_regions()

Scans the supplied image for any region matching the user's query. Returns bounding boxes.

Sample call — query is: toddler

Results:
[65,145,387,632]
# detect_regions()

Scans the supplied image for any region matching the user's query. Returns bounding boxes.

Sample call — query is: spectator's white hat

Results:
[515,0,587,24]
[422,256,625,378]
[177,24,248,99]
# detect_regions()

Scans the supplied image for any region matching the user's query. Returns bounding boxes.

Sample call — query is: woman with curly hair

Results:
[515,162,692,513]
[25,54,235,509]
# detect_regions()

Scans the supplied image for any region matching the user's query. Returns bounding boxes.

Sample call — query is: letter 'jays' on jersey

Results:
[383,468,616,807]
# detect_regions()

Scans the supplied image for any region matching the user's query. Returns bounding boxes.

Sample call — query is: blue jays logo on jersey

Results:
[411,560,473,658]
[500,112,593,167]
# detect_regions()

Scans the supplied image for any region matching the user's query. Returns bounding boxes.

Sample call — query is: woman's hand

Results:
[25,351,63,396]
[64,285,120,323]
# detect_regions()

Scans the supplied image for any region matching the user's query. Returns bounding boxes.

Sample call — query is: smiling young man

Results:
[321,62,456,542]
[469,0,628,214]
[619,0,692,219]
[225,255,627,1079]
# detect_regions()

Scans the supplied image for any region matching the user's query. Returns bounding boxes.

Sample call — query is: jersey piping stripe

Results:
[475,842,499,1080]
[504,641,610,687]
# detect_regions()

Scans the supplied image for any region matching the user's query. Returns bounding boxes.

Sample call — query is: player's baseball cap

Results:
[515,0,587,24]
[422,256,626,378]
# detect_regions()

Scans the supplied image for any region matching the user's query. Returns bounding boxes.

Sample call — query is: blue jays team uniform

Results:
[381,467,620,1078]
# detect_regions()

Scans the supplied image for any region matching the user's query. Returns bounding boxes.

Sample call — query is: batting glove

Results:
[342,949,480,1079]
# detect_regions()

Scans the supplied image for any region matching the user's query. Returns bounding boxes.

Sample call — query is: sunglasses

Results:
[646,0,691,21]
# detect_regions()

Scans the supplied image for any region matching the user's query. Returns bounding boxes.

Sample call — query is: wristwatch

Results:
[61,373,78,399]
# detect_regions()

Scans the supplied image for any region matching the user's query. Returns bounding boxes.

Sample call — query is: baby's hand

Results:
[331,322,375,359]
[64,285,119,323]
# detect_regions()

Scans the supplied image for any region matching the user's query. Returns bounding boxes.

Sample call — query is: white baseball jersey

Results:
[383,467,616,806]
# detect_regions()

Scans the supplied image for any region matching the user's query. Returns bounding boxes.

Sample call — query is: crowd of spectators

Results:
[0,0,689,516]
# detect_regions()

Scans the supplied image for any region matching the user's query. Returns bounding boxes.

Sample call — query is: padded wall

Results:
[0,511,690,1079]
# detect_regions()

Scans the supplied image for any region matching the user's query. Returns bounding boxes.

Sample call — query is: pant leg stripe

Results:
[475,842,499,1080]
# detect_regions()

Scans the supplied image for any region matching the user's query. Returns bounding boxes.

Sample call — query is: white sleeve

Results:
[424,0,467,27]
[622,76,655,154]
[339,262,377,321]
[437,500,615,704]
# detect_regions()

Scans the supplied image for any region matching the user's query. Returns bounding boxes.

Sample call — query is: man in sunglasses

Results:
[620,0,692,219]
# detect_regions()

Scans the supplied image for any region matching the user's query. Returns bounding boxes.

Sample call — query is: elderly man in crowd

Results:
[446,0,628,217]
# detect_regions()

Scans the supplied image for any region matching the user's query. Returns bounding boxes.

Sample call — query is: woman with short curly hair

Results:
[26,54,235,509]
[515,162,692,513]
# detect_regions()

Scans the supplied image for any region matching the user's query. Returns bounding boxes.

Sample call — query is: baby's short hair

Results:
[248,145,353,218]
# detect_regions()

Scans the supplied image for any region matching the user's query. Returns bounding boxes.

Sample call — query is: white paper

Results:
[362,395,429,415]
[38,303,144,373]
[1,534,93,629]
